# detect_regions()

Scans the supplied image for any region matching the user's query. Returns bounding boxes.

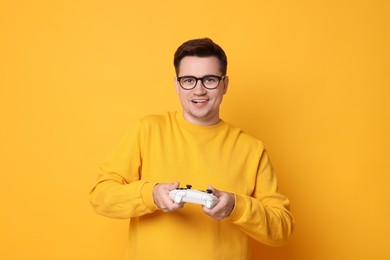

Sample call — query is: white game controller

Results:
[169,185,218,209]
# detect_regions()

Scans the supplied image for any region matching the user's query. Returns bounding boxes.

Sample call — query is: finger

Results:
[207,185,221,197]
[172,181,180,190]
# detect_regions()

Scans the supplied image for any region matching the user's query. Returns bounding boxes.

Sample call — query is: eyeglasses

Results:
[177,75,226,90]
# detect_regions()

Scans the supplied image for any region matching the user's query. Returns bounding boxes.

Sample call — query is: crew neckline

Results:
[174,111,225,132]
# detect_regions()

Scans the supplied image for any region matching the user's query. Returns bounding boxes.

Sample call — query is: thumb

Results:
[171,181,180,190]
[207,185,221,197]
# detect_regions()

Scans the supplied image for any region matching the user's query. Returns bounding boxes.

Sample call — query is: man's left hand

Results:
[203,185,235,221]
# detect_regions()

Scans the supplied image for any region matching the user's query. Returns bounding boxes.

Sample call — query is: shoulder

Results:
[223,121,266,150]
[137,111,177,130]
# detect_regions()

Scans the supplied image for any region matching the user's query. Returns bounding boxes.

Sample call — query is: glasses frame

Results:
[176,75,226,90]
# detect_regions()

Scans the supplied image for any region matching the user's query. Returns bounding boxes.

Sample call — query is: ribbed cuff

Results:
[141,182,159,211]
[228,194,246,221]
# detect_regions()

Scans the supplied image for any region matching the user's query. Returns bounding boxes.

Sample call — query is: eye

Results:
[181,77,195,84]
[204,76,218,83]
[185,78,195,83]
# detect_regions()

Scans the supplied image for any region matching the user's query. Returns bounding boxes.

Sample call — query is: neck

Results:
[182,113,221,126]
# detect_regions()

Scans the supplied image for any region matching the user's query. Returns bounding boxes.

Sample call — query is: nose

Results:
[193,79,207,94]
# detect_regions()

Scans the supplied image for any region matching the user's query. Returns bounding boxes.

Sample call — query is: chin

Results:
[191,111,210,119]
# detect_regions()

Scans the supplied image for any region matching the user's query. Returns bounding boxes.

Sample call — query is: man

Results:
[89,38,294,259]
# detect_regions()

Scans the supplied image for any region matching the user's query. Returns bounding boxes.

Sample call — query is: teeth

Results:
[193,99,207,103]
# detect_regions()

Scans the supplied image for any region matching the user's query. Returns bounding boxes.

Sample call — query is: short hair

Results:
[174,38,228,76]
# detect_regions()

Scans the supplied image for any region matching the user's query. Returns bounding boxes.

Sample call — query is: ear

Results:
[174,76,179,94]
[222,76,229,95]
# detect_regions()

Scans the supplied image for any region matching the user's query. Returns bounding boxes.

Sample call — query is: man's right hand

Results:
[153,181,183,212]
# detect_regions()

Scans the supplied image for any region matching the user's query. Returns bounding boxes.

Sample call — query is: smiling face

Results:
[175,56,229,126]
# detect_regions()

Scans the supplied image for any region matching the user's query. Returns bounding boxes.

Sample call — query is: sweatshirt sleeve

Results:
[228,149,295,246]
[89,120,159,219]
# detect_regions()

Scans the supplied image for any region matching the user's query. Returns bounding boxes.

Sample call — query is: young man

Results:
[89,38,294,259]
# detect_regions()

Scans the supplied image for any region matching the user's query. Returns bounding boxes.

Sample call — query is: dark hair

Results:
[174,38,228,76]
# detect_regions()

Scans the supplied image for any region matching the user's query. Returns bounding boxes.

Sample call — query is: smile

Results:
[192,99,209,104]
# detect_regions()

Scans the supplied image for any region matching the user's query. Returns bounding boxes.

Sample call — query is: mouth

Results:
[192,99,209,104]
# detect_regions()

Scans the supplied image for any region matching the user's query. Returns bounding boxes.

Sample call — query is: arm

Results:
[89,176,184,218]
[204,150,294,246]
[89,120,158,219]
[230,150,294,246]
[89,173,158,219]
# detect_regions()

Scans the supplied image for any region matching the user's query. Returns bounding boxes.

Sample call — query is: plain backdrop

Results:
[1,0,389,259]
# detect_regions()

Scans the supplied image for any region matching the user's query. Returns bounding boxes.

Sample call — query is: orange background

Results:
[1,0,389,259]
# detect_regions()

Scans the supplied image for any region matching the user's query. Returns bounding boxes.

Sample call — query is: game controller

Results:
[169,185,218,209]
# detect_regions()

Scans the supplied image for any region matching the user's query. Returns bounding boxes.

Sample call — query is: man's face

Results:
[175,56,229,126]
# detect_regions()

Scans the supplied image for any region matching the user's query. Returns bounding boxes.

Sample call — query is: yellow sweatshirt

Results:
[89,111,294,260]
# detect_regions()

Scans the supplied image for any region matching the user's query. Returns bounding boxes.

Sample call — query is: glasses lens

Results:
[179,76,196,89]
[202,76,220,89]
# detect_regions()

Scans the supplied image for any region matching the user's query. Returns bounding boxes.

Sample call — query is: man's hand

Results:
[153,182,183,212]
[203,185,235,221]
